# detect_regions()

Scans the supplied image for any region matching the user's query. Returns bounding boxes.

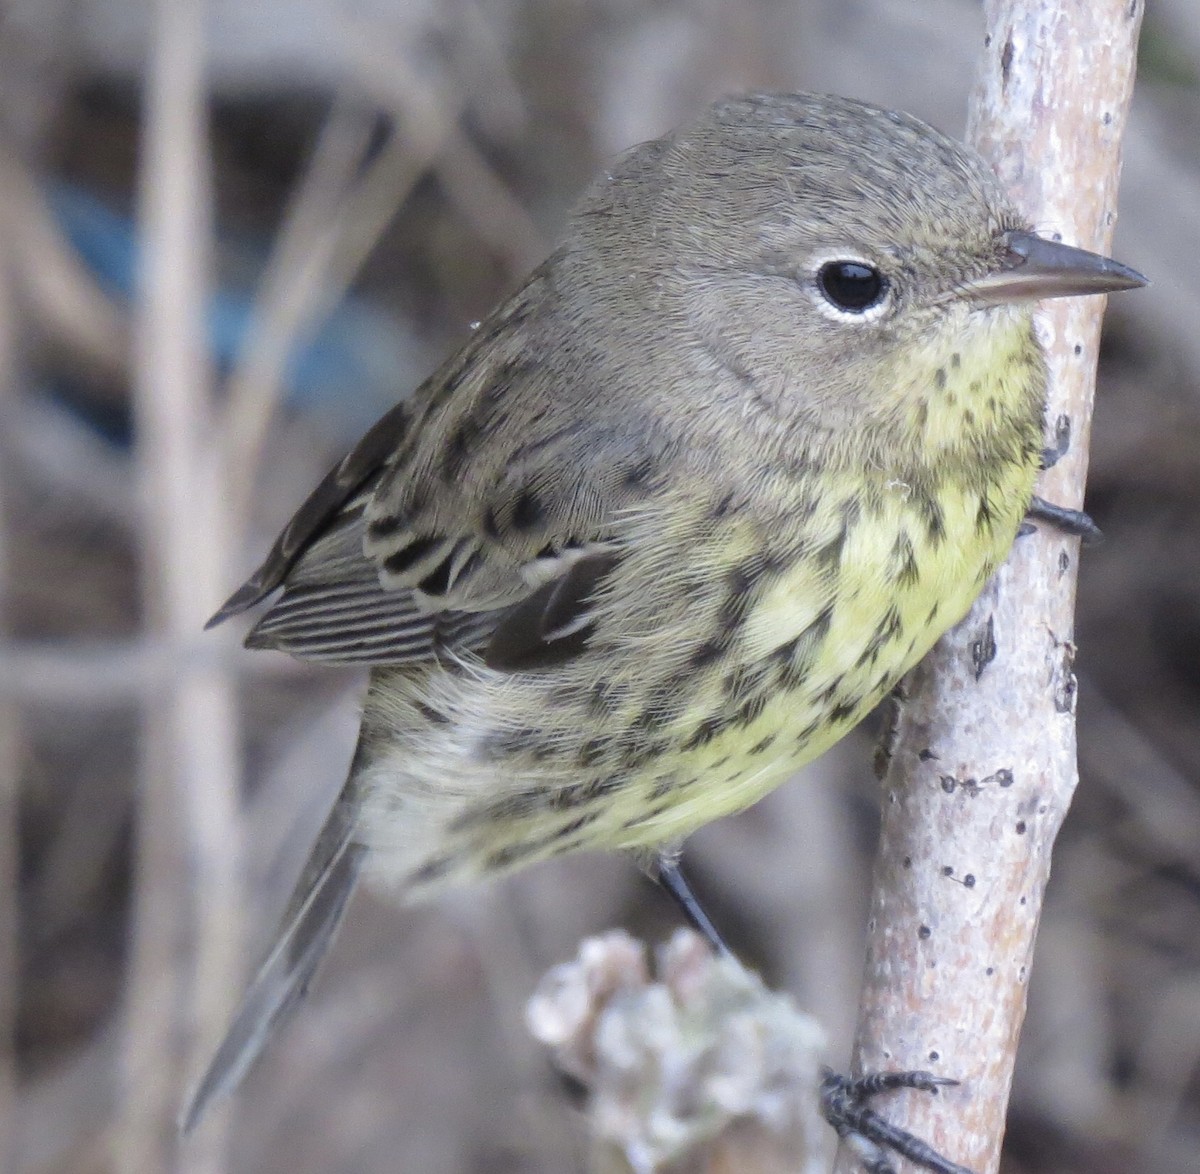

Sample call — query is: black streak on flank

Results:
[485,844,532,872]
[457,788,547,830]
[558,811,602,839]
[829,699,859,724]
[631,683,678,734]
[875,604,904,649]
[651,775,677,800]
[513,821,588,854]
[815,677,844,708]
[735,693,769,727]
[725,661,771,702]
[577,737,609,768]
[630,741,669,772]
[924,495,946,547]
[683,715,728,752]
[816,498,861,572]
[975,494,994,535]
[891,531,920,588]
[718,556,768,629]
[688,638,728,671]
[810,601,835,640]
[776,603,835,689]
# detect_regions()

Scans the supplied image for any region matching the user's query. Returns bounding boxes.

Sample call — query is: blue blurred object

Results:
[47,182,425,444]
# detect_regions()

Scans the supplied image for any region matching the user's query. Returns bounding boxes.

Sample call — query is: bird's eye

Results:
[817,261,888,313]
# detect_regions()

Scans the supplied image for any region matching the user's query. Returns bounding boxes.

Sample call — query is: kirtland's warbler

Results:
[184,91,1144,1130]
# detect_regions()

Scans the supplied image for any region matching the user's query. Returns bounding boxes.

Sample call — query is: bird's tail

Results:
[180,792,365,1133]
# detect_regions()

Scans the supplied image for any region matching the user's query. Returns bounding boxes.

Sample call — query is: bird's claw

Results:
[820,1068,976,1174]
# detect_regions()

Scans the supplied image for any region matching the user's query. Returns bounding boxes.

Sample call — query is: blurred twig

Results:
[0,140,127,377]
[836,4,1144,1172]
[218,100,394,545]
[1080,682,1200,874]
[345,19,545,273]
[16,1024,118,1174]
[119,0,243,1171]
[0,641,320,707]
[0,142,23,1174]
[220,16,545,575]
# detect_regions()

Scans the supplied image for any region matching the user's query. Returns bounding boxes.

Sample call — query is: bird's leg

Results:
[1023,414,1103,544]
[652,853,731,956]
[820,1069,976,1174]
[653,855,970,1170]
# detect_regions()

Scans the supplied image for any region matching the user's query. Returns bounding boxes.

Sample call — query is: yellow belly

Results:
[611,461,1037,848]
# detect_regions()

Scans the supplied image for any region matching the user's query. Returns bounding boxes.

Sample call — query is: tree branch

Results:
[836,3,1144,1172]
[118,1,244,1170]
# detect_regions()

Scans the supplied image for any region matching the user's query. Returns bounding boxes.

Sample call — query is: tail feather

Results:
[181,799,365,1133]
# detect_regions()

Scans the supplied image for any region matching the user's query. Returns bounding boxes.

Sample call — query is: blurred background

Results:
[0,0,1197,1171]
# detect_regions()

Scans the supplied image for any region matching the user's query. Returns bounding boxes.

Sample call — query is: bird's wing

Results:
[206,399,410,629]
[241,485,620,669]
[210,266,651,669]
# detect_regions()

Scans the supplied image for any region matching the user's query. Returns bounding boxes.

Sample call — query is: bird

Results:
[183,90,1145,1136]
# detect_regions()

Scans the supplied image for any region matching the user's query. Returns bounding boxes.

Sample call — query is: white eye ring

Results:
[809,254,893,323]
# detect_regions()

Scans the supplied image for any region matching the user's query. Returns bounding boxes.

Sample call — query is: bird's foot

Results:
[820,1068,976,1174]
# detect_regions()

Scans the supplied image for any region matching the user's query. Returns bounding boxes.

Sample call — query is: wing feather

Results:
[210,263,656,671]
[206,401,411,627]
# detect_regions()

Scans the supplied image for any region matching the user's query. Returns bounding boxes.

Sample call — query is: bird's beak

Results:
[965,230,1147,305]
